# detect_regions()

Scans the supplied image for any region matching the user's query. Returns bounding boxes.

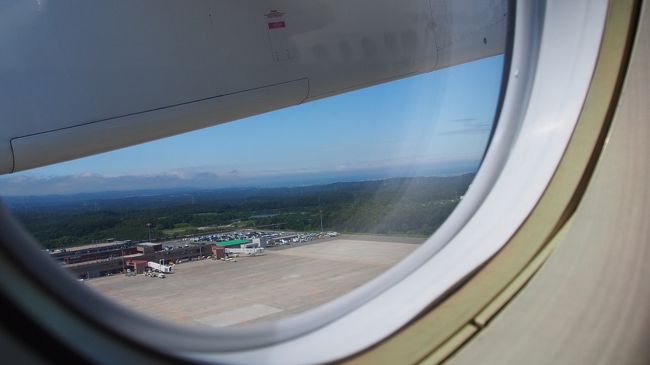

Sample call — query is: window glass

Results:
[1,55,503,327]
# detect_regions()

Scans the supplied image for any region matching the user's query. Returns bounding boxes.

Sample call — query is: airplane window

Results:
[5,1,637,363]
[0,54,504,328]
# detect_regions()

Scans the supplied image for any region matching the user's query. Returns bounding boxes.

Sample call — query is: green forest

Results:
[6,174,475,249]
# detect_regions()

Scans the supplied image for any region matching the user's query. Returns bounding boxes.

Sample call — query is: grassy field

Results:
[162,223,197,236]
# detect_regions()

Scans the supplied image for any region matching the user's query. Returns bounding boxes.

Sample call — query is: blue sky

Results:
[0,55,503,195]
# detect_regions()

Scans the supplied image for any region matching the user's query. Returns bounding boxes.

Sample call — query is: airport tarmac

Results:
[85,236,419,327]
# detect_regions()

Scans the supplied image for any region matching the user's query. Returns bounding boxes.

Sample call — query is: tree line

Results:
[9,174,474,249]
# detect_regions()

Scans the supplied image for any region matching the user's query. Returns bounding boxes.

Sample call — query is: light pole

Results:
[146,223,152,242]
[318,196,323,233]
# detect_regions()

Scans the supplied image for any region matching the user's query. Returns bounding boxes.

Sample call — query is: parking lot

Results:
[85,235,421,327]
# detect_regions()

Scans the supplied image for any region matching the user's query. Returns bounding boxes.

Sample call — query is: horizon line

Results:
[1,171,478,199]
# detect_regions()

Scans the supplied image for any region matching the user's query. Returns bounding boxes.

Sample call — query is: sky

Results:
[0,55,503,196]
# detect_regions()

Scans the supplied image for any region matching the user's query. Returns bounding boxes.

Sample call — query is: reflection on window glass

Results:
[1,55,502,327]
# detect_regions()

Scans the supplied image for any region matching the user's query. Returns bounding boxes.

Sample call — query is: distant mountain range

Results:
[0,159,480,197]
